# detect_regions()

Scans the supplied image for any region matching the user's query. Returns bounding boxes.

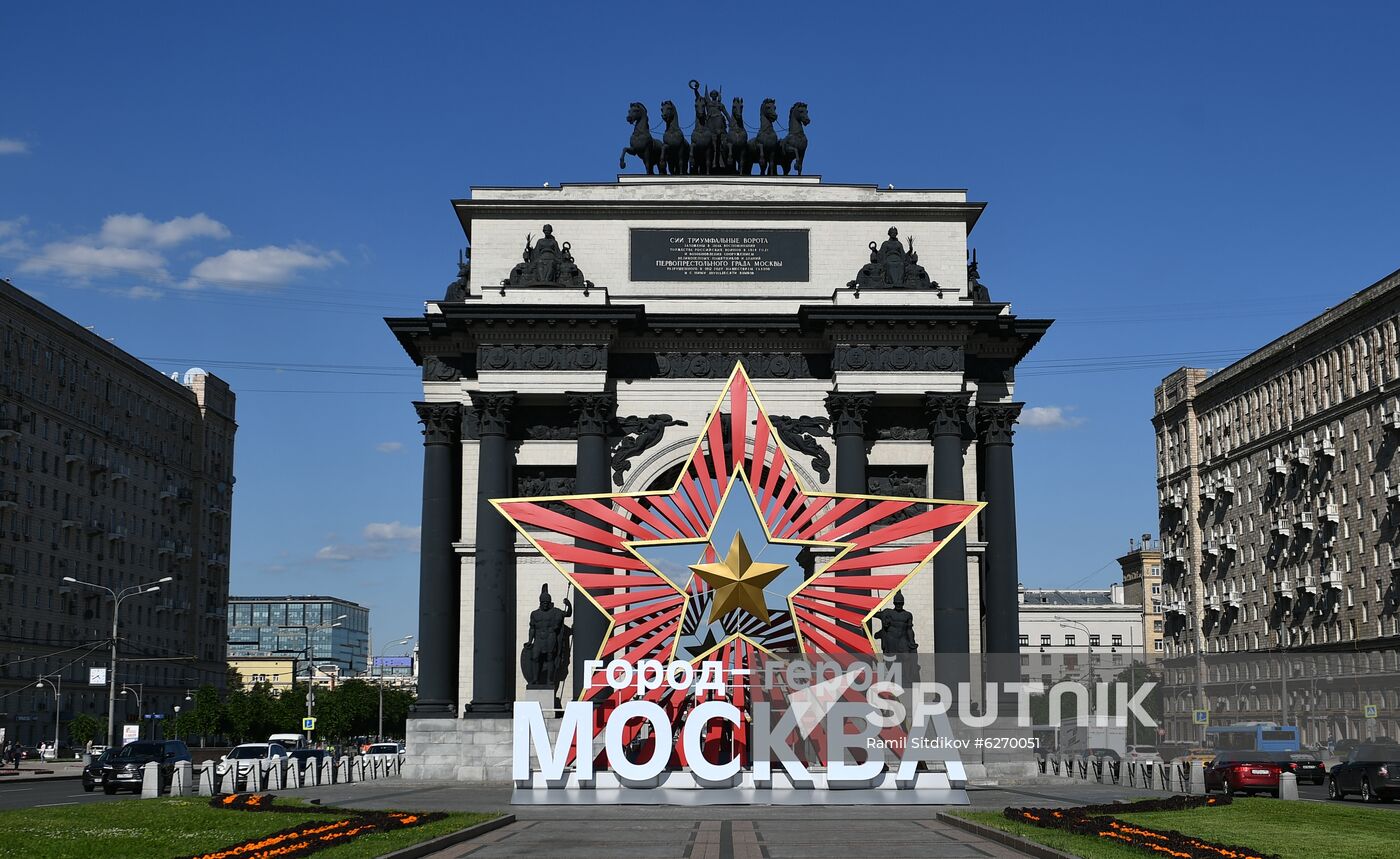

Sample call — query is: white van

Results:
[268,733,305,749]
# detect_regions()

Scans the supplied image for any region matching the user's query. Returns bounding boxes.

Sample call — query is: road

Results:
[0,778,136,811]
[2,774,1397,813]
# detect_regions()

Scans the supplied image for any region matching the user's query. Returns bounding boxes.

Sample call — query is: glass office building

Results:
[227,595,369,677]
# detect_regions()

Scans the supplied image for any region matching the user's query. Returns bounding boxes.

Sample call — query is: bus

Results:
[1205,723,1300,753]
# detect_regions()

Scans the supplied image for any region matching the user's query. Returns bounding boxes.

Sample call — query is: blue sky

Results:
[2,2,1398,645]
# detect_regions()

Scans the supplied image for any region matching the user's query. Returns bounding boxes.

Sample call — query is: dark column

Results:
[568,391,616,699]
[927,393,973,661]
[410,402,462,717]
[824,392,874,495]
[467,391,516,716]
[978,402,1024,659]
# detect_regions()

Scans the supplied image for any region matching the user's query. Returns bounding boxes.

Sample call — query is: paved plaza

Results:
[261,780,1170,858]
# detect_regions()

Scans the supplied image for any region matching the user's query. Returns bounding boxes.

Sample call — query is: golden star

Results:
[689,531,788,624]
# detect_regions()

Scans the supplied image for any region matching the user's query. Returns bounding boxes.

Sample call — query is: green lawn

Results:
[0,797,498,859]
[960,798,1400,859]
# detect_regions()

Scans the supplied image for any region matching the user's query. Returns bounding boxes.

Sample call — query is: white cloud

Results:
[314,521,419,563]
[98,213,229,248]
[0,217,27,256]
[363,521,420,542]
[1021,406,1086,430]
[375,441,403,453]
[187,245,343,290]
[0,139,29,155]
[118,286,163,301]
[20,241,168,279]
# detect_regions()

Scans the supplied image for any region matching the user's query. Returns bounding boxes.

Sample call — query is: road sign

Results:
[1192,709,1210,726]
[302,717,317,731]
[1364,704,1379,719]
[122,724,140,744]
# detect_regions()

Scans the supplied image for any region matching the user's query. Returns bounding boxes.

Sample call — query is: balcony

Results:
[0,414,19,439]
[1387,486,1400,504]
[176,488,193,505]
[1218,480,1236,498]
[1162,492,1185,511]
[1297,512,1315,531]
[0,489,17,510]
[1222,537,1239,554]
[105,526,127,542]
[1268,457,1288,475]
[1293,450,1312,470]
[159,485,178,500]
[1272,521,1292,538]
[85,519,103,535]
[60,516,80,530]
[109,466,130,482]
[88,457,108,474]
[1391,558,1400,574]
[1316,440,1336,460]
[0,562,14,580]
[65,450,88,465]
[1300,576,1319,595]
[1203,542,1220,557]
[157,539,175,556]
[1323,503,1341,524]
[1225,591,1242,608]
[207,552,229,567]
[175,543,193,559]
[1384,411,1400,432]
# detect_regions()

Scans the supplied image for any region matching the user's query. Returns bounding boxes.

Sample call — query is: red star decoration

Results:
[494,365,982,704]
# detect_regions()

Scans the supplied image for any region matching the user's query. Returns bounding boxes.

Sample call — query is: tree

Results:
[188,685,223,747]
[67,713,105,747]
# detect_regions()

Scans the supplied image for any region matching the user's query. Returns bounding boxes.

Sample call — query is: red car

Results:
[1204,751,1282,797]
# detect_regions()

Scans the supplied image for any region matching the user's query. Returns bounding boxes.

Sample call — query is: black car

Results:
[81,749,113,792]
[1327,742,1400,803]
[100,740,191,794]
[288,748,330,772]
[1269,750,1326,785]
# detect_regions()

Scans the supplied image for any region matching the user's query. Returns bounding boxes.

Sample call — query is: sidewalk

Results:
[0,761,85,782]
[270,779,1170,858]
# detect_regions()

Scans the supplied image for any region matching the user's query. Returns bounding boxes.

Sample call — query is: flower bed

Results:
[179,794,448,859]
[1004,795,1280,859]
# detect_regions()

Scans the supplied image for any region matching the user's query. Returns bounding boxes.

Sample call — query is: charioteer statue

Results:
[619,80,810,176]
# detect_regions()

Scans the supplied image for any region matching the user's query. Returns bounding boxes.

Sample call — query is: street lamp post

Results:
[35,676,60,756]
[63,575,171,749]
[120,685,143,740]
[376,636,413,742]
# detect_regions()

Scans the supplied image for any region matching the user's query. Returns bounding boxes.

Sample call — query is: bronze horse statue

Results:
[620,102,662,175]
[689,91,717,175]
[659,100,690,176]
[752,98,781,176]
[726,97,751,174]
[777,102,810,176]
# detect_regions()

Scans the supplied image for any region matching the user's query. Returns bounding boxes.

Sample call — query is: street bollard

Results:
[141,761,161,798]
[197,761,214,796]
[270,759,284,790]
[319,758,330,786]
[173,761,193,797]
[1189,760,1205,795]
[1279,771,1299,800]
[289,761,303,789]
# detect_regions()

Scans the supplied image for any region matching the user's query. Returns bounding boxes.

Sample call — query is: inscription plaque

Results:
[630,228,809,282]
